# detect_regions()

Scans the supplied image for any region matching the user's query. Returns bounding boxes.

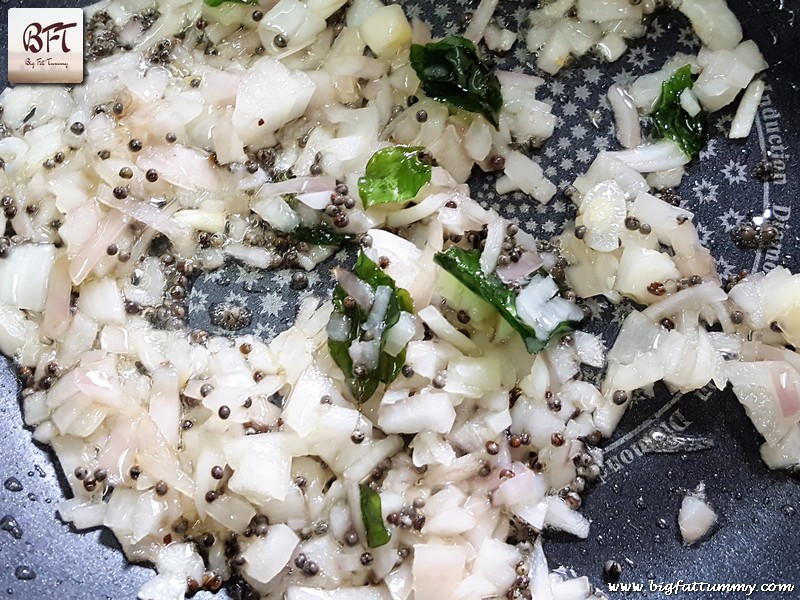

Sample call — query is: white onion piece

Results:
[536,298,583,342]
[607,84,641,149]
[41,256,72,340]
[551,577,592,600]
[358,4,412,58]
[484,24,516,54]
[0,303,29,357]
[232,56,316,146]
[544,496,590,538]
[139,543,205,600]
[760,426,800,471]
[493,464,546,507]
[679,0,742,51]
[418,306,477,355]
[225,436,293,504]
[307,0,348,20]
[412,544,468,600]
[573,331,605,368]
[573,152,649,200]
[608,140,690,173]
[740,342,800,378]
[577,0,642,22]
[99,192,193,256]
[646,166,685,190]
[349,337,380,371]
[614,245,681,305]
[679,87,702,118]
[729,79,765,139]
[252,194,300,233]
[58,499,107,530]
[463,0,499,43]
[68,210,128,285]
[326,312,352,343]
[348,286,392,370]
[365,229,434,308]
[642,282,727,322]
[135,145,219,192]
[379,392,456,434]
[577,180,627,252]
[260,175,336,198]
[383,312,416,357]
[771,366,800,418]
[225,244,275,269]
[630,191,694,245]
[79,278,125,325]
[0,243,56,312]
[726,361,798,446]
[678,492,717,545]
[333,267,374,311]
[497,251,543,284]
[385,192,450,228]
[173,209,225,233]
[365,285,392,333]
[596,32,627,62]
[480,212,505,275]
[296,190,335,210]
[515,275,558,330]
[693,44,762,112]
[242,524,299,584]
[501,152,557,204]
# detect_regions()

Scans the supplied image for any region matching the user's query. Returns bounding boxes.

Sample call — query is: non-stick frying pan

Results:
[0,0,798,598]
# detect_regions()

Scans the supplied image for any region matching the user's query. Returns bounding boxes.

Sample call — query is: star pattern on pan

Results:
[692,179,720,204]
[718,207,743,233]
[627,46,654,71]
[721,160,748,185]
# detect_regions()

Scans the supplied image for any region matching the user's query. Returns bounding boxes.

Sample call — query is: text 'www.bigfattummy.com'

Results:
[606,580,796,596]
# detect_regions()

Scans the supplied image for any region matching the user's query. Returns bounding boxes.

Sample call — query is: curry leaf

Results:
[292,225,355,247]
[651,65,709,160]
[410,36,503,128]
[358,146,432,209]
[359,485,391,548]
[434,247,573,353]
[328,252,413,403]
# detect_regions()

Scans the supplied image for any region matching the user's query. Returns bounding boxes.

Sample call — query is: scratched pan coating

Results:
[0,1,798,598]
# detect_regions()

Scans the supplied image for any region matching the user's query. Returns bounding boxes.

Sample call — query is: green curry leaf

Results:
[359,485,391,548]
[358,146,432,209]
[651,65,709,160]
[410,36,503,128]
[434,247,575,353]
[328,252,413,403]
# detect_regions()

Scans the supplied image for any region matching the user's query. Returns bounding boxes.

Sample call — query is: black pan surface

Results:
[0,0,799,598]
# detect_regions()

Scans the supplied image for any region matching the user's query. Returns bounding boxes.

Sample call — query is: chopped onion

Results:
[479,212,505,275]
[497,251,543,284]
[678,489,717,545]
[608,140,690,173]
[679,0,742,51]
[607,84,641,149]
[463,0,499,43]
[642,282,727,322]
[333,267,375,311]
[242,524,299,584]
[729,79,765,139]
[0,243,56,312]
[418,306,477,355]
